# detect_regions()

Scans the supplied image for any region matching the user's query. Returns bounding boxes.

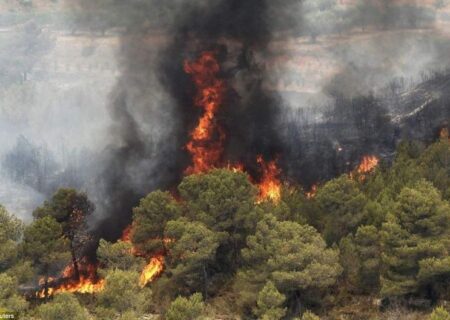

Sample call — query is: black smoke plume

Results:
[69,1,450,239]
[87,0,284,240]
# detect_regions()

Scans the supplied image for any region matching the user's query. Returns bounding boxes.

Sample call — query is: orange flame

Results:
[139,255,164,288]
[357,155,379,174]
[256,156,282,203]
[183,54,283,203]
[184,51,226,174]
[36,261,104,298]
[36,277,105,298]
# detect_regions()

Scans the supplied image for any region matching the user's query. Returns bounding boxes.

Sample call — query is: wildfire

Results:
[357,155,379,174]
[139,255,165,288]
[256,156,282,203]
[36,261,104,298]
[184,51,226,174]
[36,277,105,298]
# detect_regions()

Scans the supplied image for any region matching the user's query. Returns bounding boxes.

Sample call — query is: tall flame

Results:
[184,53,283,203]
[256,156,282,203]
[139,255,164,288]
[184,51,226,174]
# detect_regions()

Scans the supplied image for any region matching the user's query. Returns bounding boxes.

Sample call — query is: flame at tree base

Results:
[36,261,105,298]
[36,277,105,298]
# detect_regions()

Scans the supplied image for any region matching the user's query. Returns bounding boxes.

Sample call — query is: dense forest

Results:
[0,133,449,320]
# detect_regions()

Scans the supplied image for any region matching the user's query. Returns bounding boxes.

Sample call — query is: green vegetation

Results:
[0,205,23,272]
[0,137,449,319]
[381,180,450,298]
[254,281,287,320]
[21,215,71,299]
[97,239,144,272]
[36,292,90,320]
[165,293,205,320]
[430,306,450,320]
[95,269,151,319]
[132,190,181,255]
[0,273,28,314]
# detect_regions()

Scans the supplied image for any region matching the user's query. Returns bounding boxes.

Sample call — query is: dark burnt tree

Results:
[33,188,94,280]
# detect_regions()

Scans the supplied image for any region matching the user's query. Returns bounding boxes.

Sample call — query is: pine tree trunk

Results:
[293,291,303,317]
[70,241,80,280]
[44,274,49,300]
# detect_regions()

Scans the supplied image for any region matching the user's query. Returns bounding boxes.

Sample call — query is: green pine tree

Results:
[132,190,181,255]
[381,180,450,298]
[254,281,286,320]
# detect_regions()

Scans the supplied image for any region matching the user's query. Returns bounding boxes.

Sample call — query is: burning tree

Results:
[33,188,94,281]
[21,216,71,299]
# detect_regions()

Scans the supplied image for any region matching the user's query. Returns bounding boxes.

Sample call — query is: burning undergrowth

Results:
[36,259,105,299]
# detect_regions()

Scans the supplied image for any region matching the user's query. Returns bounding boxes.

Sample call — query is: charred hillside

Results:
[392,71,450,142]
[279,71,450,187]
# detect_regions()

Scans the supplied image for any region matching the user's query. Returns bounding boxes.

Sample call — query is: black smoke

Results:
[87,0,284,240]
[68,1,450,239]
